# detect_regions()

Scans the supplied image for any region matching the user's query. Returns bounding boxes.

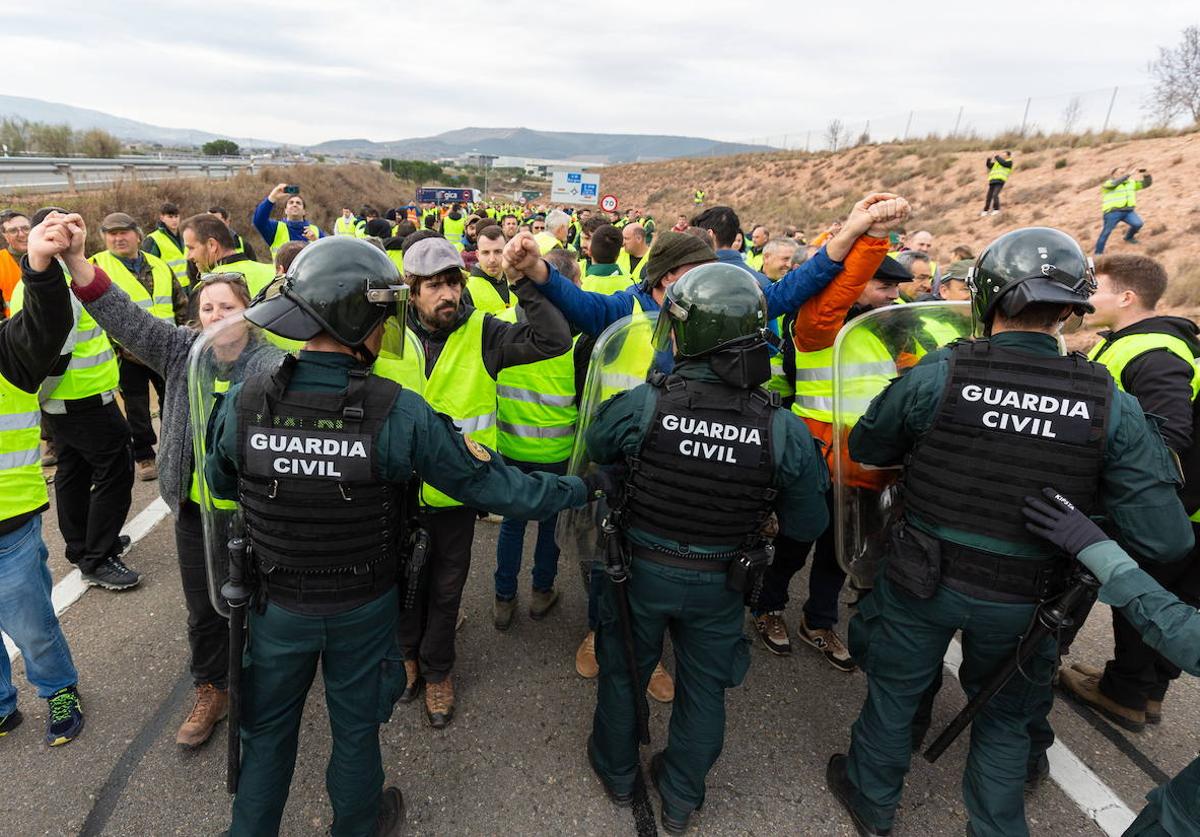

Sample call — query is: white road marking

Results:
[4,497,171,663]
[943,638,1136,835]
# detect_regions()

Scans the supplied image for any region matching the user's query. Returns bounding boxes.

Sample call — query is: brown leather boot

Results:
[647,661,674,704]
[575,631,598,679]
[1059,665,1145,732]
[176,684,228,748]
[425,676,455,729]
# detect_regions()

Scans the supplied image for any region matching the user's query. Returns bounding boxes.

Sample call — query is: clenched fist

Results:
[502,231,548,284]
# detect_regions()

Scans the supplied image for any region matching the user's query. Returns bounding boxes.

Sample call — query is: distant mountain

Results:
[308,127,771,163]
[0,95,283,149]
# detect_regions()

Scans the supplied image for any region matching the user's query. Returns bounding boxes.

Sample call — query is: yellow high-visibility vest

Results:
[88,251,175,322]
[146,229,189,288]
[494,308,578,464]
[0,371,48,522]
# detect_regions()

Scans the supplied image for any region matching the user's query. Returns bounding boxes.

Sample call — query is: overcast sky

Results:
[9,2,1198,147]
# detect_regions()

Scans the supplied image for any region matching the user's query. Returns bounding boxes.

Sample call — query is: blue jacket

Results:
[716,248,770,289]
[536,246,843,338]
[252,198,327,248]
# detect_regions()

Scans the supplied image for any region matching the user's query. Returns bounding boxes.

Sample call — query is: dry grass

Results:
[3,163,416,258]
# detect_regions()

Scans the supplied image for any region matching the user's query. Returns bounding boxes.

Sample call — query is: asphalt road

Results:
[4,463,1197,836]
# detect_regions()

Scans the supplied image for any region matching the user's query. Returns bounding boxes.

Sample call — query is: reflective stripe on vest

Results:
[269,222,319,257]
[418,311,497,507]
[1101,178,1142,213]
[465,274,513,314]
[0,373,48,521]
[189,379,237,510]
[8,272,119,404]
[494,308,578,463]
[442,214,466,243]
[988,160,1011,182]
[791,330,895,424]
[88,251,175,321]
[1089,332,1200,521]
[597,298,654,403]
[146,229,189,287]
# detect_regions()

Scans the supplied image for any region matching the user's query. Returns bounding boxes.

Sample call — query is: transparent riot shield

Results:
[555,310,658,569]
[832,301,971,589]
[187,312,290,616]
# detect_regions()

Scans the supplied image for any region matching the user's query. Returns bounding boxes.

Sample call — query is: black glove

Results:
[1021,487,1108,556]
[581,464,626,501]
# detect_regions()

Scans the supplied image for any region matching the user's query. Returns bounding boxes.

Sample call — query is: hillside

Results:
[2,163,416,257]
[0,95,281,149]
[307,126,771,163]
[601,131,1200,301]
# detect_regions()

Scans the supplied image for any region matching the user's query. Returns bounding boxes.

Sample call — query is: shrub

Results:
[1054,158,1069,169]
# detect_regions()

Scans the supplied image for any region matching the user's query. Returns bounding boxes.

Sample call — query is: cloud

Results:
[6,0,1198,146]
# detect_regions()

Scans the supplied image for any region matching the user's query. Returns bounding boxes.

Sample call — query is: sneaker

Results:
[575,631,599,679]
[798,616,856,672]
[135,458,158,482]
[176,684,228,748]
[1125,236,1141,245]
[979,210,989,217]
[375,786,405,837]
[647,661,674,703]
[0,708,23,736]
[753,611,792,655]
[425,676,455,729]
[82,556,141,590]
[45,686,84,746]
[529,587,559,621]
[826,754,891,836]
[493,596,516,631]
[114,534,132,559]
[1059,665,1145,732]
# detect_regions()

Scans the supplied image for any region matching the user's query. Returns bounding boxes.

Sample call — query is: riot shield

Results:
[187,312,290,617]
[555,310,658,568]
[832,301,971,589]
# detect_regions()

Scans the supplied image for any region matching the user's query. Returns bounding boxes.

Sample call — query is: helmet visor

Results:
[366,284,410,356]
[651,297,689,354]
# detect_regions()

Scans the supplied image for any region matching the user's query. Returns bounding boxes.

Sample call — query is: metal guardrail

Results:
[0,156,297,195]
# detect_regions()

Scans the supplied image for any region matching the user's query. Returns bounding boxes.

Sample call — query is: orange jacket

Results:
[791,235,892,489]
[0,250,20,316]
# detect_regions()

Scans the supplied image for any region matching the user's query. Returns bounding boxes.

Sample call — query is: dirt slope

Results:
[602,132,1200,297]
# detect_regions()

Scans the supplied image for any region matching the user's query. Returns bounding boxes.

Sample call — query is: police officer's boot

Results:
[826,754,891,836]
[650,751,695,835]
[375,786,405,836]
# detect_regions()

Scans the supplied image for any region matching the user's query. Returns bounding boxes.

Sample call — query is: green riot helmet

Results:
[245,236,408,358]
[651,262,779,387]
[967,227,1095,336]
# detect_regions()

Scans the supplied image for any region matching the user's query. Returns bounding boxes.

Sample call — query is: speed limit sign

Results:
[600,194,618,212]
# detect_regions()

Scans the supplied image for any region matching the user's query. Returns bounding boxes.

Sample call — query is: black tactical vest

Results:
[235,356,405,577]
[904,340,1111,544]
[623,374,777,549]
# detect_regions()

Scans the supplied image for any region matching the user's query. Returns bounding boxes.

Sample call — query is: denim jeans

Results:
[493,459,566,600]
[0,516,79,716]
[1094,208,1144,254]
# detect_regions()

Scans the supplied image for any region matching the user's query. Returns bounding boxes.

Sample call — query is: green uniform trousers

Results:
[591,557,750,817]
[1124,756,1200,836]
[229,587,405,837]
[845,575,1057,837]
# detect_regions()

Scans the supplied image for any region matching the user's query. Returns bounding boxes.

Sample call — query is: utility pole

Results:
[1102,86,1119,132]
[953,106,963,137]
[903,111,914,141]
[1020,97,1031,135]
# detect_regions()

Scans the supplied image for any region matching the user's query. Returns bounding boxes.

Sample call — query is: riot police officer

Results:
[203,237,602,837]
[581,263,830,834]
[826,227,1193,837]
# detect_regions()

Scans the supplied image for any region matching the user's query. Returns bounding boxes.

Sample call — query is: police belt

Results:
[257,557,398,607]
[629,542,732,573]
[938,541,1067,603]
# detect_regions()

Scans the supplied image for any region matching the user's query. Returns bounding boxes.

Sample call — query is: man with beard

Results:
[395,234,572,729]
